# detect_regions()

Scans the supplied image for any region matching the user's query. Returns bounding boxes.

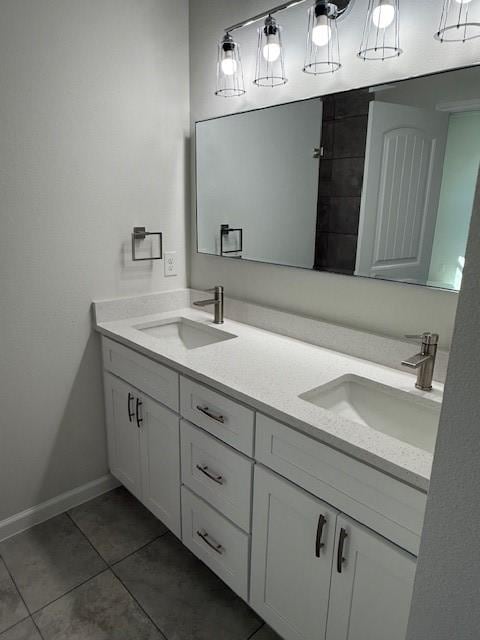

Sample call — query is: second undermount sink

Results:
[134,317,237,350]
[299,374,441,453]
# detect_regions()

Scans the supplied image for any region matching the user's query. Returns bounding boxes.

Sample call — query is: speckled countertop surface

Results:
[96,308,443,492]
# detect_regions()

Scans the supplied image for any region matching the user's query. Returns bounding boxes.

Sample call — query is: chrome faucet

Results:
[401,332,439,391]
[193,286,224,324]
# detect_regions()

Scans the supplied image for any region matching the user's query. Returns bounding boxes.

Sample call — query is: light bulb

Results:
[221,54,237,76]
[372,2,395,29]
[312,15,332,47]
[263,40,281,62]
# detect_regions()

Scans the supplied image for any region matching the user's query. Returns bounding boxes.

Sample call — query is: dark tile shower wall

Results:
[314,89,372,275]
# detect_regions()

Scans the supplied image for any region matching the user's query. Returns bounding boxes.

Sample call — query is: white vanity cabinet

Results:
[250,466,416,640]
[326,515,416,640]
[102,339,181,537]
[250,466,339,640]
[103,373,143,501]
[138,394,181,536]
[100,335,422,640]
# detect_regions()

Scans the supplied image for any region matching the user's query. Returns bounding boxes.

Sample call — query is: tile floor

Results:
[0,487,280,640]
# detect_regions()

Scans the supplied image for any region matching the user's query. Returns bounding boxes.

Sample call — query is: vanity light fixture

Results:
[215,33,246,97]
[254,15,287,87]
[212,0,417,96]
[358,0,402,60]
[435,0,480,42]
[303,1,341,74]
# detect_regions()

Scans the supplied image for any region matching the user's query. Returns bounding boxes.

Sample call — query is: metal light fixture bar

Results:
[224,0,309,34]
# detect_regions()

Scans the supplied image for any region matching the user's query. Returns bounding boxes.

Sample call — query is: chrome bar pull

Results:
[196,464,225,485]
[196,405,225,424]
[127,393,134,423]
[135,398,143,429]
[315,514,327,557]
[196,529,224,555]
[337,528,348,574]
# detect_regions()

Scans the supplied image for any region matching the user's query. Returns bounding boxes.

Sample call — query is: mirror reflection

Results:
[196,66,480,291]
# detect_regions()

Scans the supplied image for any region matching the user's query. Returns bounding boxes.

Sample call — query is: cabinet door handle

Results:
[127,393,134,422]
[196,529,224,554]
[337,528,348,573]
[196,405,225,424]
[315,514,327,557]
[135,398,143,429]
[196,464,225,485]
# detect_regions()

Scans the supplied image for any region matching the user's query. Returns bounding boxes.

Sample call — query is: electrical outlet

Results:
[164,251,177,277]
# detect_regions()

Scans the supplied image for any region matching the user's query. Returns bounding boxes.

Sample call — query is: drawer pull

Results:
[196,529,224,554]
[337,528,348,573]
[196,464,225,485]
[127,393,135,423]
[196,405,225,424]
[315,514,327,557]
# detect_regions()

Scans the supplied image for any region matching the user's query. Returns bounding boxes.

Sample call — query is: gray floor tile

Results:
[33,570,164,640]
[0,619,42,640]
[0,514,106,612]
[250,624,283,640]
[69,487,166,565]
[114,533,262,640]
[0,558,28,633]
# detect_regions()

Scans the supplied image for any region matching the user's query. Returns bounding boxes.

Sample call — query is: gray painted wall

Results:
[407,175,480,639]
[0,0,189,522]
[188,0,480,348]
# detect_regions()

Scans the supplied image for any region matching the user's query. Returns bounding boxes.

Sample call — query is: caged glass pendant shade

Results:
[254,15,287,87]
[435,0,480,42]
[215,33,246,97]
[303,1,341,75]
[358,0,402,60]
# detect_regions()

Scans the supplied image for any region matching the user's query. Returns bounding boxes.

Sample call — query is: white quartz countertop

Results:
[96,307,443,492]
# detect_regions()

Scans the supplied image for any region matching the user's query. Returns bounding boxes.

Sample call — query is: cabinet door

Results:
[250,466,338,640]
[103,373,142,500]
[326,515,416,640]
[140,394,181,537]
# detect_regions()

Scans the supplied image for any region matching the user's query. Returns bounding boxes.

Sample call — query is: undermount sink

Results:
[134,317,237,350]
[299,374,440,453]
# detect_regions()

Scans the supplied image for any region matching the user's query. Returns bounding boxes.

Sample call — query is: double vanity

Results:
[94,289,443,640]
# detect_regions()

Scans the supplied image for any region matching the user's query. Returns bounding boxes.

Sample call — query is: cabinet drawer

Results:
[180,377,255,456]
[102,337,179,411]
[256,414,427,556]
[181,486,250,600]
[181,420,253,532]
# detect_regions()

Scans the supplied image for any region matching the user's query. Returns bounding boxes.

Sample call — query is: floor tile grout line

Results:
[66,507,169,569]
[109,530,169,569]
[111,566,169,640]
[0,614,31,638]
[29,567,109,617]
[31,614,46,640]
[0,553,33,621]
[64,511,110,567]
[246,621,266,640]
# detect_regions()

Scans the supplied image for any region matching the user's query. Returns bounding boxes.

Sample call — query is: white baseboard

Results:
[0,474,120,543]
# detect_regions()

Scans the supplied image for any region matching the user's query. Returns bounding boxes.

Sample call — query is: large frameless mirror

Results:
[196,65,480,291]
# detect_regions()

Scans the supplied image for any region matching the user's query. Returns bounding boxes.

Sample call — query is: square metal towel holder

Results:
[131,227,163,262]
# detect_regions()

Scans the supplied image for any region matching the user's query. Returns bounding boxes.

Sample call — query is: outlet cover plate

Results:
[164,251,177,277]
